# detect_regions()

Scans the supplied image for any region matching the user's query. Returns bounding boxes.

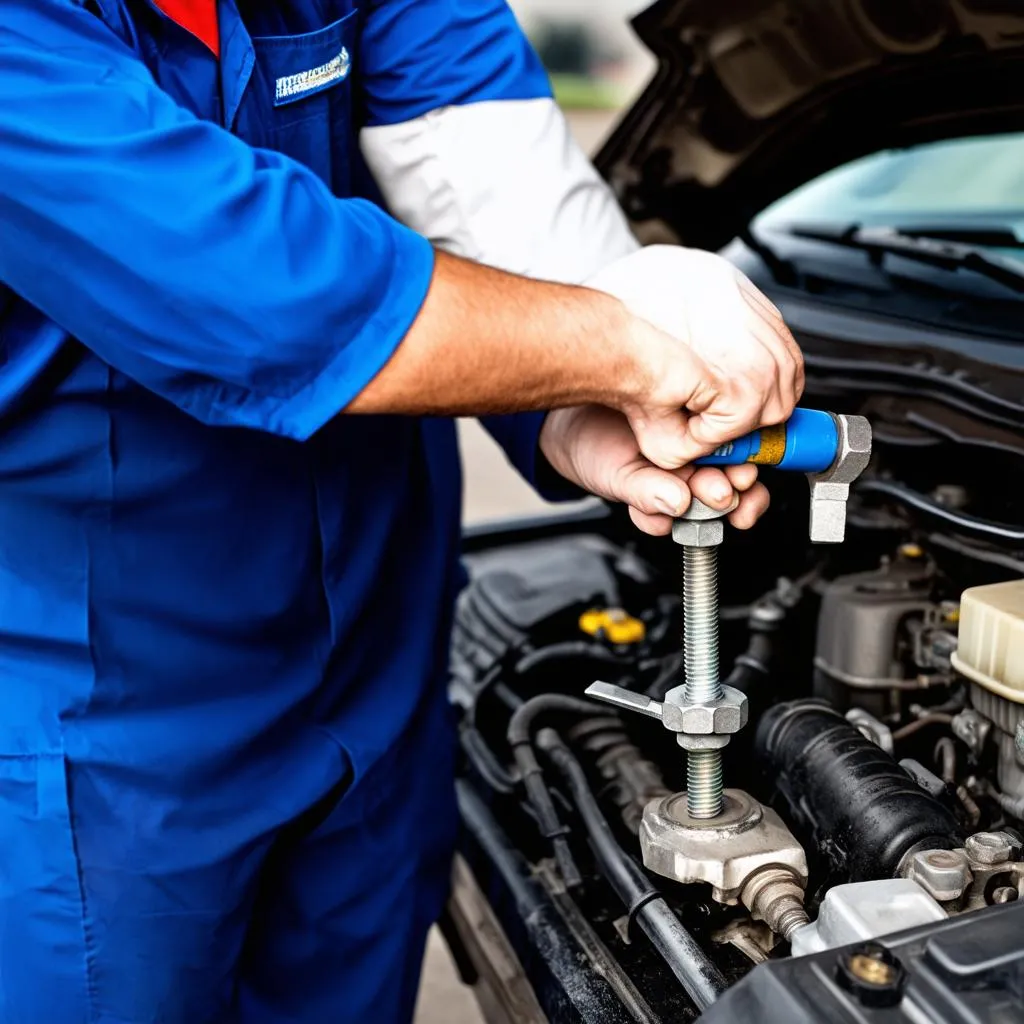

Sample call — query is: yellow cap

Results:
[579,607,646,645]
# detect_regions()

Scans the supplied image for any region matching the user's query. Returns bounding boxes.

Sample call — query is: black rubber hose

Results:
[514,641,624,676]
[857,479,1024,543]
[507,694,603,889]
[457,779,548,916]
[537,729,727,1012]
[756,699,962,879]
[459,725,516,794]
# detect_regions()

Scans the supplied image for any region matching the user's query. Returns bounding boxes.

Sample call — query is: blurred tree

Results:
[532,19,598,76]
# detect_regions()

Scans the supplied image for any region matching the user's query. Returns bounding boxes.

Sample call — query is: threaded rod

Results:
[686,749,723,818]
[682,545,724,818]
[682,547,722,705]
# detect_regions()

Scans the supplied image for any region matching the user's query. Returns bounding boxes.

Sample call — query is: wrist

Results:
[581,289,665,412]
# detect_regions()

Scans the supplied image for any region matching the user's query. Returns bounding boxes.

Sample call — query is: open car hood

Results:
[596,0,1024,250]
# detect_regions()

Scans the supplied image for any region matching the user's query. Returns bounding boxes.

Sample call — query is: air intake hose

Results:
[756,700,961,880]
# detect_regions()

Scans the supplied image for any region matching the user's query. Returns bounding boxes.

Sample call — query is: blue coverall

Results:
[0,1,558,1019]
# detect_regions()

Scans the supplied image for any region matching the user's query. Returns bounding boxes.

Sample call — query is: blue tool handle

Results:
[694,408,839,474]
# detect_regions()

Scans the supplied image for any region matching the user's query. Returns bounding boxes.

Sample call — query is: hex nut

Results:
[810,414,870,486]
[672,518,724,548]
[965,831,1019,866]
[671,496,738,548]
[661,684,748,735]
[902,848,972,902]
[677,733,731,751]
[680,496,740,520]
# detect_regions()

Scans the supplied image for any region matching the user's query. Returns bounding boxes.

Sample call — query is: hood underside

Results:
[596,0,1024,249]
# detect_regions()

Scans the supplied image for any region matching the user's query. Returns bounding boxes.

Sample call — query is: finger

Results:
[727,483,770,529]
[738,276,804,417]
[683,394,766,458]
[735,272,786,327]
[746,317,798,422]
[609,461,693,518]
[629,409,704,470]
[736,275,803,377]
[724,463,759,492]
[758,312,805,411]
[686,467,739,511]
[629,506,673,536]
[627,348,725,469]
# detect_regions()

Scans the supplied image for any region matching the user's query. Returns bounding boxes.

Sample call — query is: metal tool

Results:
[694,408,872,543]
[584,408,871,935]
[591,408,872,816]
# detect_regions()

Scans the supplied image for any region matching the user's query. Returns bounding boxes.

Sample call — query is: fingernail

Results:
[654,489,683,517]
[710,483,732,506]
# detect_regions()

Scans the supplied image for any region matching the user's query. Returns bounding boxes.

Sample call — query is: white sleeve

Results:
[359,97,639,285]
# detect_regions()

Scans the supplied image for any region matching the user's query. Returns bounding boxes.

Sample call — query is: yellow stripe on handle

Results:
[750,423,787,466]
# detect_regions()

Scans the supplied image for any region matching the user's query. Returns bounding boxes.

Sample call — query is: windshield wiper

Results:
[891,224,1024,249]
[786,223,1024,294]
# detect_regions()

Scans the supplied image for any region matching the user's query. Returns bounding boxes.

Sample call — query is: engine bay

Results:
[445,385,1024,1022]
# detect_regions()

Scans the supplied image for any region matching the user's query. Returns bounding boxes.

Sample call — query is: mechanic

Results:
[0,2,802,1021]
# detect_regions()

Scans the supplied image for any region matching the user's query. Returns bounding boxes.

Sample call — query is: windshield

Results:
[754,132,1024,263]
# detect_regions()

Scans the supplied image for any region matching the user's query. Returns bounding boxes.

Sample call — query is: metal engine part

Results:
[791,879,946,957]
[902,832,1024,912]
[845,707,894,754]
[639,789,808,936]
[902,848,973,903]
[968,684,1024,802]
[790,878,946,957]
[567,716,670,833]
[812,548,955,712]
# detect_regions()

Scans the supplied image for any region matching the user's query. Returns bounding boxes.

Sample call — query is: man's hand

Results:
[540,405,769,536]
[351,247,802,534]
[587,245,804,472]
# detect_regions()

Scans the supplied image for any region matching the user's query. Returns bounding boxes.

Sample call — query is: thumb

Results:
[629,409,731,470]
[627,352,724,470]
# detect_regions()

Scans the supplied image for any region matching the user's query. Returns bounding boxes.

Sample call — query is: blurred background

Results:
[418,4,654,1021]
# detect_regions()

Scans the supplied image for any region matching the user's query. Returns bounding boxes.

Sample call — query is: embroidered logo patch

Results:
[275,47,351,104]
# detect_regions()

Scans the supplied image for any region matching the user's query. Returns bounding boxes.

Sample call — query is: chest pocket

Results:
[240,12,358,195]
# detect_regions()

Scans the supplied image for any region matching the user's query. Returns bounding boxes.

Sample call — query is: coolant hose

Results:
[538,729,727,1011]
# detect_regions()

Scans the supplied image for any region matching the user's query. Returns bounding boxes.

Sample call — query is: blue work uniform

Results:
[0,1,557,1020]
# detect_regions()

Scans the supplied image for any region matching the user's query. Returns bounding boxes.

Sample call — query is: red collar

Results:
[153,0,220,57]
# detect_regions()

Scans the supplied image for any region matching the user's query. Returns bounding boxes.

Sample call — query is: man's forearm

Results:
[347,251,647,416]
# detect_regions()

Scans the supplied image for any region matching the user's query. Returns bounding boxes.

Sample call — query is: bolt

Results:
[1015,721,1024,766]
[682,542,723,818]
[903,848,971,901]
[992,886,1018,904]
[740,868,809,940]
[965,831,1016,865]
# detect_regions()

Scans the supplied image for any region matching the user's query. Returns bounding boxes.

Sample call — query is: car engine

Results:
[445,392,1024,1022]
